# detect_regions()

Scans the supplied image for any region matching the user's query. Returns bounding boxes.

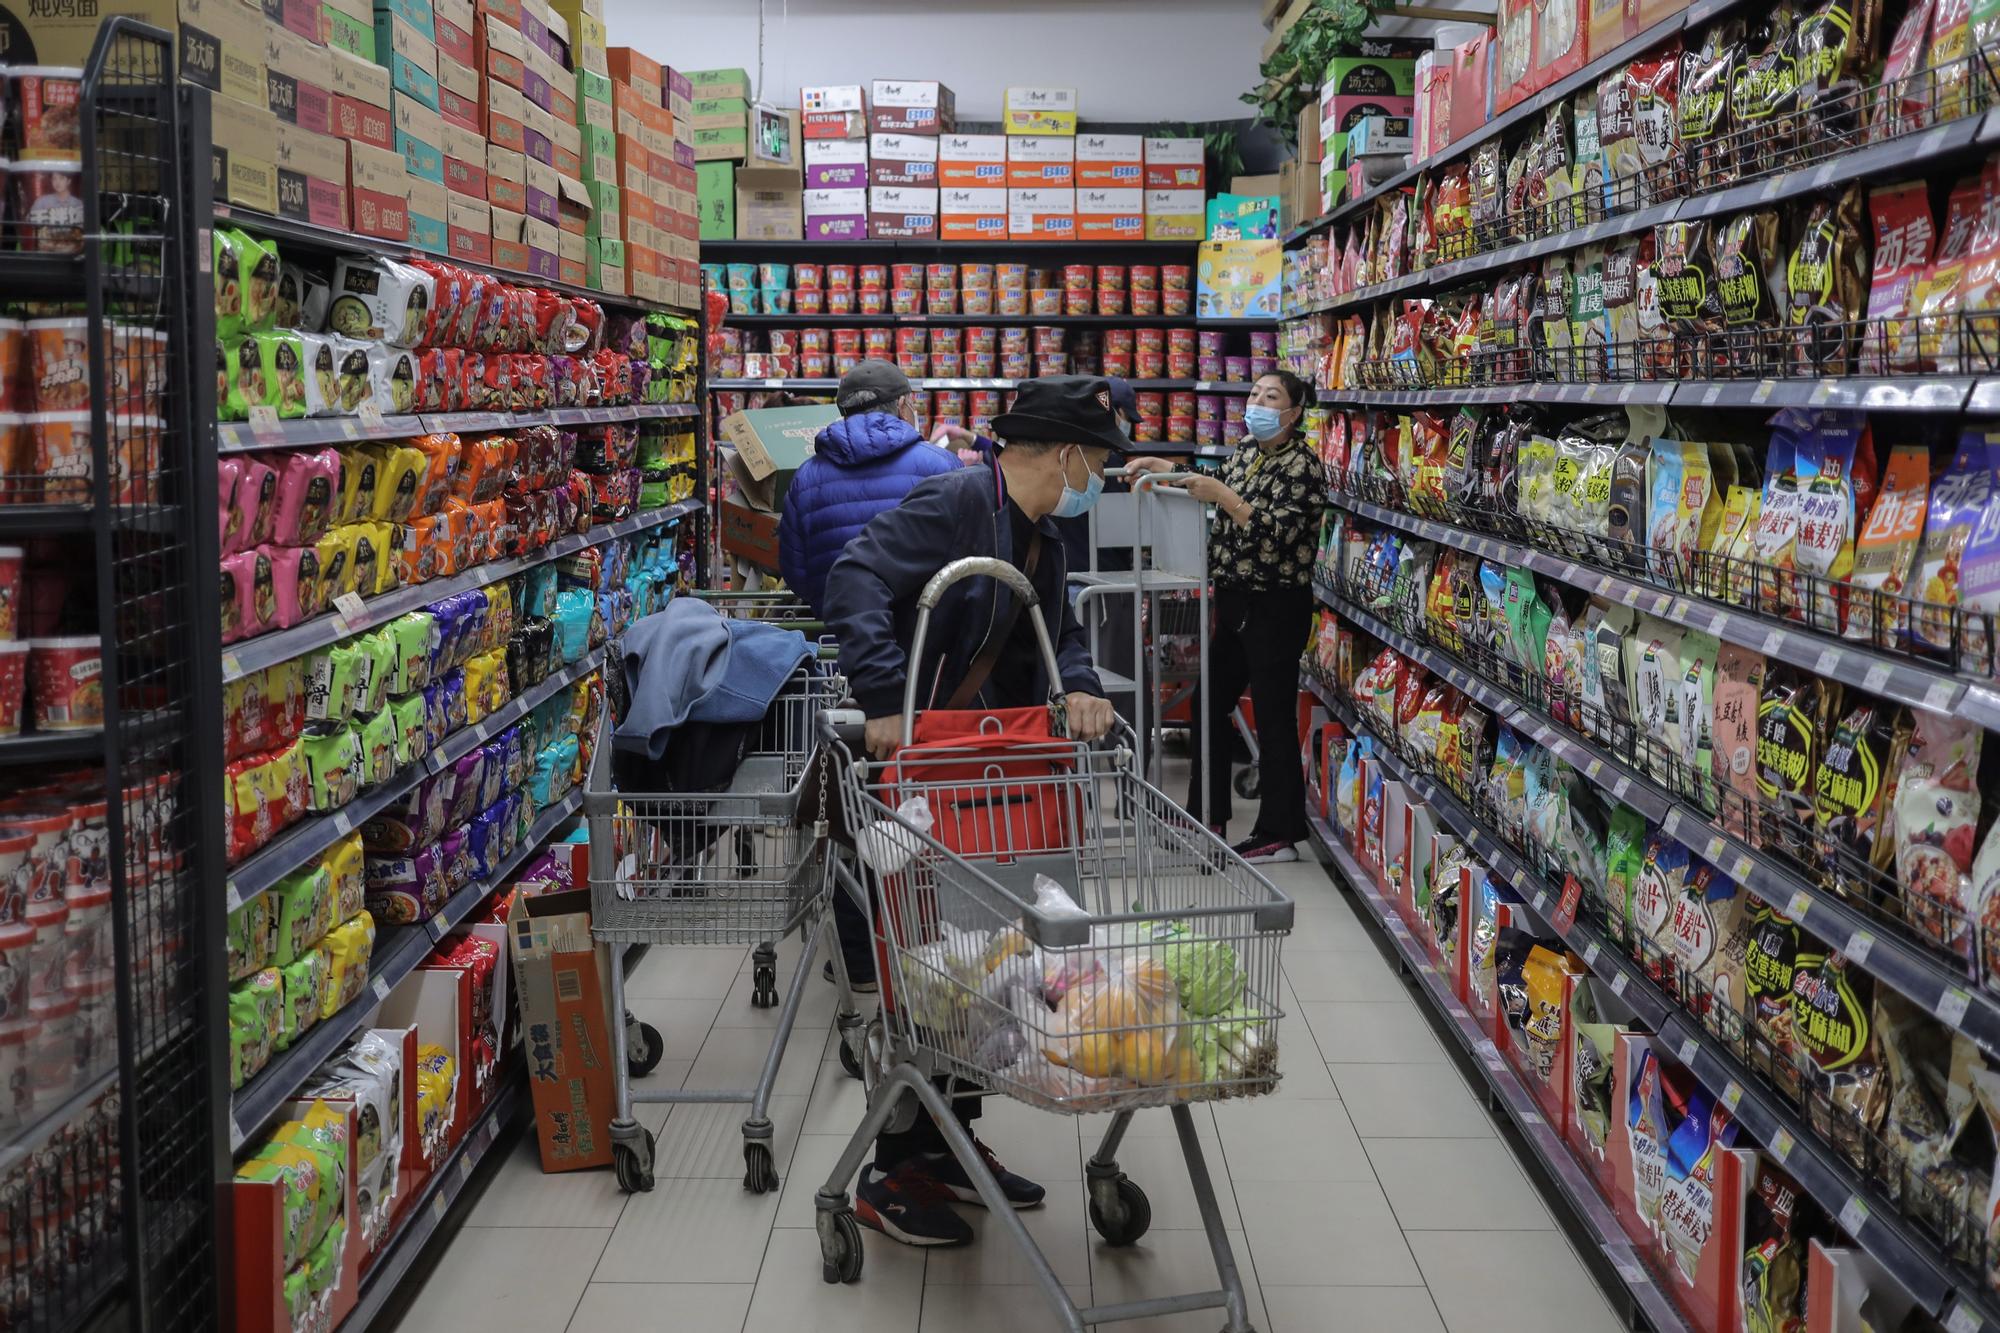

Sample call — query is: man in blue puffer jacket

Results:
[777,360,959,618]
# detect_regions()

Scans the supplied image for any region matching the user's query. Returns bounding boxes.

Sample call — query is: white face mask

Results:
[1051,445,1104,519]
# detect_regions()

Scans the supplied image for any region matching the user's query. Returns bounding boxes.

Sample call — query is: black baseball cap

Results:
[992,376,1131,453]
[836,359,910,415]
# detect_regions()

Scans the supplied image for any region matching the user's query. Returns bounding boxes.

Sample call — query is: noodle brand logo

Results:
[28,0,100,15]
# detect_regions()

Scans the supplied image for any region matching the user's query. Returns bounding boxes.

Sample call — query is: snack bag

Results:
[1742,902,1801,1059]
[329,257,432,347]
[1786,187,1868,375]
[1712,644,1766,838]
[1793,414,1877,634]
[1814,698,1908,899]
[1895,713,1983,952]
[1863,183,1937,374]
[1913,429,1999,654]
[1915,177,1983,372]
[1758,666,1836,861]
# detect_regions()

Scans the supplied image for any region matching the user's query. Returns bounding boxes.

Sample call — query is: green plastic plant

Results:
[1243,0,1374,146]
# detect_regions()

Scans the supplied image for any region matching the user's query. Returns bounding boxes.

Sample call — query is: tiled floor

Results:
[392,854,1630,1333]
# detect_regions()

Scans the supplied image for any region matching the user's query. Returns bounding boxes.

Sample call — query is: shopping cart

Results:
[584,658,854,1194]
[810,558,1293,1333]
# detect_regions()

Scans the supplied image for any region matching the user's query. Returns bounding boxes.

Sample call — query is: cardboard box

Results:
[329,45,393,150]
[524,101,555,165]
[0,0,171,65]
[1348,114,1412,157]
[938,132,1005,188]
[1006,136,1074,188]
[723,403,838,506]
[663,65,692,116]
[374,0,430,33]
[719,495,779,571]
[1296,100,1323,164]
[735,167,801,241]
[580,123,615,182]
[868,78,955,134]
[803,139,868,191]
[407,173,448,251]
[1324,54,1418,96]
[1144,188,1203,241]
[480,12,526,90]
[694,124,748,161]
[348,139,409,239]
[1008,187,1074,240]
[575,65,610,109]
[487,142,526,212]
[524,215,558,279]
[688,66,749,100]
[323,0,374,57]
[431,0,473,63]
[747,104,798,170]
[262,24,333,136]
[435,52,479,130]
[393,91,446,184]
[690,95,747,132]
[1075,132,1141,187]
[180,0,267,110]
[868,186,937,239]
[606,45,660,100]
[481,0,522,29]
[549,82,577,127]
[1143,137,1204,190]
[938,184,1006,241]
[485,77,526,153]
[587,236,625,293]
[868,132,937,187]
[583,179,619,236]
[799,83,865,139]
[556,172,591,234]
[211,91,278,212]
[440,121,487,197]
[375,13,439,111]
[525,155,558,223]
[491,204,528,269]
[276,120,349,228]
[1076,186,1143,241]
[1003,86,1076,135]
[508,889,619,1173]
[552,117,582,178]
[801,186,865,241]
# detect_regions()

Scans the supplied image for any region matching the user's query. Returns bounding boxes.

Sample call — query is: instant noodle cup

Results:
[0,321,21,412]
[0,547,18,639]
[1225,355,1251,381]
[997,289,1027,316]
[964,326,997,354]
[23,893,64,1003]
[1101,349,1131,377]
[1168,415,1195,443]
[14,70,81,163]
[895,327,928,356]
[759,288,792,314]
[830,328,864,357]
[728,290,755,316]
[1095,287,1125,315]
[109,414,164,504]
[26,317,88,411]
[925,264,956,291]
[858,288,888,315]
[930,351,961,376]
[1131,287,1159,316]
[1163,288,1191,317]
[1065,287,1092,316]
[28,637,98,730]
[10,160,81,253]
[858,264,888,290]
[863,328,894,358]
[0,1020,34,1130]
[966,346,996,376]
[1249,355,1276,378]
[893,264,923,289]
[71,972,113,1074]
[1195,417,1221,446]
[29,410,90,503]
[995,263,1027,291]
[1169,391,1197,417]
[1030,288,1062,316]
[725,263,755,292]
[1197,394,1222,421]
[1198,354,1223,380]
[962,289,993,315]
[1032,326,1066,355]
[895,352,927,377]
[1161,265,1190,292]
[1249,331,1277,356]
[1167,329,1196,354]
[32,994,76,1099]
[1103,328,1135,353]
[929,327,962,355]
[801,353,830,377]
[0,642,25,735]
[62,883,109,982]
[961,264,994,291]
[1168,350,1197,379]
[795,289,824,314]
[795,263,823,291]
[1034,354,1068,376]
[757,262,790,289]
[825,264,855,290]
[799,328,830,354]
[116,326,167,415]
[1063,264,1091,292]
[891,287,921,315]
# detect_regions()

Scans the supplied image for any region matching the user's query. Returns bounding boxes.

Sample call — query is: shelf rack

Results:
[1303,672,2000,1333]
[215,403,700,454]
[709,377,1257,393]
[719,312,1277,330]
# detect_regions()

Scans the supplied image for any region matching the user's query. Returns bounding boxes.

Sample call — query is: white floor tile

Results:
[1213,1098,1374,1182]
[1412,1231,1626,1333]
[1299,999,1446,1064]
[915,1283,1092,1333]
[1090,1132,1240,1230]
[743,1227,927,1333]
[685,1025,825,1098]
[566,1282,753,1333]
[776,1133,868,1229]
[471,1134,631,1229]
[1088,1226,1267,1332]
[922,1180,1091,1287]
[1364,1137,1553,1231]
[624,948,747,1000]
[1230,1178,1423,1287]
[593,1176,783,1284]
[621,996,725,1064]
[649,1094,807,1180]
[1330,1064,1496,1139]
[1284,948,1411,1001]
[1262,1285,1447,1333]
[396,1226,609,1333]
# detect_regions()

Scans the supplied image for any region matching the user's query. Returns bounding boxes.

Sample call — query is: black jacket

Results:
[823,462,1103,720]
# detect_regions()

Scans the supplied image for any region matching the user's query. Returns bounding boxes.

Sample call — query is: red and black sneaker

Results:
[854,1160,975,1247]
[1231,836,1299,865]
[924,1140,1047,1210]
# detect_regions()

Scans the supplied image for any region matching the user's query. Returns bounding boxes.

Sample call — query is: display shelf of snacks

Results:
[722,312,1275,329]
[215,404,702,455]
[699,239,1208,259]
[1318,379,1996,412]
[1303,668,2000,1332]
[216,207,700,318]
[228,788,581,1150]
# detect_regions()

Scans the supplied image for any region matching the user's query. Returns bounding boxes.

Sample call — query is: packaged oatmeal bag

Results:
[1846,443,1929,646]
[1863,183,1936,374]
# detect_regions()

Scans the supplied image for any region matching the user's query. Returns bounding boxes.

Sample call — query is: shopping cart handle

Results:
[916,556,1037,611]
[823,707,869,748]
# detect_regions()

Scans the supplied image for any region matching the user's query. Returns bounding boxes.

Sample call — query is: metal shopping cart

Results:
[584,658,854,1194]
[811,559,1293,1333]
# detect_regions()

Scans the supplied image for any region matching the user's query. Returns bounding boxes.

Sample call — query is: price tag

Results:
[1811,378,1839,405]
[1812,648,1839,677]
[1523,1110,1543,1125]
[229,1119,247,1152]
[1770,1128,1794,1163]
[1559,562,1579,583]
[1477,1038,1506,1069]
[1751,379,1777,403]
[431,1192,449,1222]
[1611,970,1630,995]
[1662,808,1683,838]
[372,975,392,1001]
[1617,384,1635,403]
[221,652,241,679]
[1857,661,1891,696]
[1809,162,1837,190]
[1837,1195,1870,1236]
[1921,126,1951,156]
[1731,855,1754,882]
[1611,775,1631,801]
[1845,930,1874,965]
[225,878,243,910]
[1925,679,1959,712]
[1595,574,1614,596]
[1704,836,1726,862]
[333,591,370,627]
[1937,987,1972,1027]
[459,1153,475,1183]
[763,378,785,388]
[1721,1081,1742,1111]
[1677,1035,1699,1065]
[1533,891,1550,913]
[1786,889,1812,921]
[248,404,283,437]
[1701,384,1722,406]
[1583,942,1600,968]
[1761,628,1787,656]
[357,402,388,433]
[1946,1303,1983,1333]
[1585,759,1603,780]
[332,809,353,835]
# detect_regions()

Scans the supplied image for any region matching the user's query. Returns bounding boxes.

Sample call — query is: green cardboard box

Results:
[687,66,750,100]
[690,95,748,130]
[1321,56,1415,97]
[694,123,748,161]
[721,403,840,513]
[698,160,735,238]
[324,0,375,57]
[584,180,621,236]
[575,67,611,106]
[579,124,616,182]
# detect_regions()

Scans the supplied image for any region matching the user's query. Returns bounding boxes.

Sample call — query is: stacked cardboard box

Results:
[1143,138,1203,241]
[864,80,949,240]
[938,134,1005,242]
[797,85,866,240]
[1076,133,1142,241]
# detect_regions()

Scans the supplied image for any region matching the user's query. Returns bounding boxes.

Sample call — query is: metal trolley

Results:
[584,660,852,1194]
[813,559,1294,1333]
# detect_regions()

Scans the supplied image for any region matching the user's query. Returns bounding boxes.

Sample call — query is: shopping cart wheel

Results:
[627,1020,665,1078]
[1233,766,1260,800]
[1087,1174,1151,1246]
[820,1209,864,1284]
[743,1140,780,1193]
[837,1033,863,1079]
[612,1128,656,1194]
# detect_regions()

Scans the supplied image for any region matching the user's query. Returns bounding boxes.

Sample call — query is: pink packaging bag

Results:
[233,456,280,550]
[270,449,341,547]
[219,549,272,644]
[261,544,326,630]
[217,457,244,555]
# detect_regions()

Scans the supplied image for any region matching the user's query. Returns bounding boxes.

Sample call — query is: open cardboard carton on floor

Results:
[508,887,621,1172]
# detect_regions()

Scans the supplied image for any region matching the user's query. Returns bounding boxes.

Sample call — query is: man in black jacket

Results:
[821,376,1120,1247]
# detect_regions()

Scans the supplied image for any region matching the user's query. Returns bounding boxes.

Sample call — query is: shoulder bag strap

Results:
[944,531,1043,711]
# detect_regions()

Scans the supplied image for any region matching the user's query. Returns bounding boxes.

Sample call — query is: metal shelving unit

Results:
[709,376,1257,393]
[721,312,1277,330]
[215,403,701,454]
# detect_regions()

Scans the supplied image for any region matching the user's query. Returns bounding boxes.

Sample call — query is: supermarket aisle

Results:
[394,856,1629,1333]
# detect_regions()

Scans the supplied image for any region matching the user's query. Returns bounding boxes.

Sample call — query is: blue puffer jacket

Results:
[777,411,960,617]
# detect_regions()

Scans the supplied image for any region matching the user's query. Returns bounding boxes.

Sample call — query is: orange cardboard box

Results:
[1074,132,1142,188]
[480,14,527,91]
[485,78,527,154]
[1005,136,1075,188]
[330,47,394,153]
[1075,186,1143,241]
[448,191,491,263]
[938,132,1005,188]
[477,0,521,29]
[441,121,488,198]
[349,140,411,240]
[487,143,527,212]
[606,46,662,101]
[491,205,529,271]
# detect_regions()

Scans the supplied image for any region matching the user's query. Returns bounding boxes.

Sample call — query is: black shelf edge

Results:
[220,500,699,683]
[1306,674,2000,1332]
[225,646,608,908]
[699,239,1203,258]
[229,788,582,1150]
[1327,493,1973,719]
[1307,814,1693,1333]
[1311,580,2000,1064]
[719,312,1274,330]
[708,377,1257,393]
[216,403,700,453]
[216,205,696,317]
[1315,375,1982,412]
[0,504,106,535]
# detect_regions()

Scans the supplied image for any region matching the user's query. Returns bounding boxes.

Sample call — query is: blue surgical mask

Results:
[1243,404,1288,441]
[1051,446,1104,518]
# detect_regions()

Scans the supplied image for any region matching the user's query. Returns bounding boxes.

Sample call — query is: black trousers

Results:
[1186,582,1315,844]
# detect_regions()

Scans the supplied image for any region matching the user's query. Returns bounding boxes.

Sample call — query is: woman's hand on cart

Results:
[1066,692,1114,742]
[863,715,901,760]
[1120,456,1174,476]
